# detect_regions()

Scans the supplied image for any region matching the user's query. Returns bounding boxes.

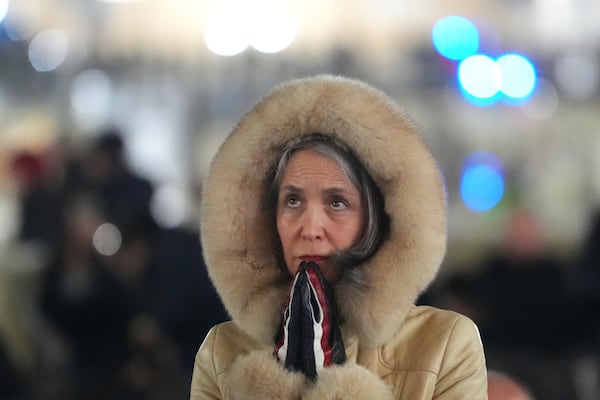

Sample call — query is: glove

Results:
[274,261,346,380]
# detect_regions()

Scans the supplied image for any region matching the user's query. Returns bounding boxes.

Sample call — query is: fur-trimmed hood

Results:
[200,75,447,348]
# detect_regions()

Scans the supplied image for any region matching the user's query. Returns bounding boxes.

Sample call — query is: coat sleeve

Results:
[303,363,395,400]
[434,315,488,400]
[190,326,223,400]
[190,325,307,400]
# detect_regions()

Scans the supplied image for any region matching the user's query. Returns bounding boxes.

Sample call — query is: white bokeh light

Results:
[3,0,41,41]
[204,2,250,56]
[93,223,122,256]
[151,185,189,229]
[0,0,8,23]
[249,2,297,53]
[126,108,182,183]
[70,69,113,131]
[458,54,502,99]
[28,29,69,72]
[205,0,297,55]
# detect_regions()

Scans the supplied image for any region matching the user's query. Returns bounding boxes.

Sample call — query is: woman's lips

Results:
[299,256,327,263]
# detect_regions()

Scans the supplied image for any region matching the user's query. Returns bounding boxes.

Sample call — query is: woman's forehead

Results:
[282,150,353,185]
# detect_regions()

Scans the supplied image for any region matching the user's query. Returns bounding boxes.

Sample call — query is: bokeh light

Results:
[496,54,536,99]
[70,69,114,130]
[458,54,501,99]
[204,5,249,56]
[28,29,68,72]
[151,185,189,229]
[460,152,505,212]
[554,55,598,101]
[432,16,479,61]
[205,0,296,56]
[249,3,297,53]
[3,0,41,41]
[458,53,537,105]
[126,109,181,184]
[93,223,122,256]
[0,0,8,23]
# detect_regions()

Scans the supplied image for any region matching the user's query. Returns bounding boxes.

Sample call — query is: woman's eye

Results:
[286,196,301,208]
[331,199,348,210]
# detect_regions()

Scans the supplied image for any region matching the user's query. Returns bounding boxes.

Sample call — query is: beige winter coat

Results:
[191,75,487,399]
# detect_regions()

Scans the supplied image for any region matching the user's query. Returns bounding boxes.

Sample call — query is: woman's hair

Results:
[271,133,389,284]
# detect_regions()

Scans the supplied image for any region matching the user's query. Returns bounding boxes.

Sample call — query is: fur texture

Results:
[224,351,306,399]
[200,75,447,348]
[304,364,395,400]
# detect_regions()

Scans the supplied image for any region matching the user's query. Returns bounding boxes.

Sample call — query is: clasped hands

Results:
[274,261,346,380]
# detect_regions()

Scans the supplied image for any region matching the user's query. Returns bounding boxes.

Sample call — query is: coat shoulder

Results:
[407,305,478,329]
[379,305,483,372]
[200,321,265,374]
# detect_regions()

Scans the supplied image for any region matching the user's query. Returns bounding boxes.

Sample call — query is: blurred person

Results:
[418,272,482,324]
[80,128,156,235]
[568,209,600,400]
[99,193,228,398]
[191,76,487,399]
[2,149,69,396]
[123,313,184,400]
[149,224,229,381]
[9,150,65,253]
[487,371,533,400]
[105,224,189,399]
[575,209,600,337]
[580,209,600,285]
[0,333,27,399]
[39,195,136,399]
[32,131,227,398]
[472,207,578,400]
[474,207,571,353]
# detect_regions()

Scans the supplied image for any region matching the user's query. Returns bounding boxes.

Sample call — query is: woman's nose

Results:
[300,208,325,240]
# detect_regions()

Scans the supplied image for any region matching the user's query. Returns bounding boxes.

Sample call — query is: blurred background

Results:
[0,0,599,399]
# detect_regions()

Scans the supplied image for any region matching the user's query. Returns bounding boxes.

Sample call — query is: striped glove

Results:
[274,261,346,380]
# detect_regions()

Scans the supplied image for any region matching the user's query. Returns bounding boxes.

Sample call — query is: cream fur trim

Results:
[304,364,395,400]
[224,351,306,400]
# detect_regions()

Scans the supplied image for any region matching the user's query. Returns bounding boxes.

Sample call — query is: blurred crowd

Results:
[0,128,599,400]
[0,129,228,399]
[420,207,600,400]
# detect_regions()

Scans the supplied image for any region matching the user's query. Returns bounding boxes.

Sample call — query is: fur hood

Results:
[200,75,447,348]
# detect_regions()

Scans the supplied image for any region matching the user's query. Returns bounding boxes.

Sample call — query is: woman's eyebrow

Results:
[322,187,353,196]
[279,185,303,193]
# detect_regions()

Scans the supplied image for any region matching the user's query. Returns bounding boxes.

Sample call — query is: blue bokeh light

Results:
[432,16,479,61]
[496,53,536,98]
[460,153,505,212]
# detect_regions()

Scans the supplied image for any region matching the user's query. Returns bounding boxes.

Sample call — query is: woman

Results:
[191,75,487,399]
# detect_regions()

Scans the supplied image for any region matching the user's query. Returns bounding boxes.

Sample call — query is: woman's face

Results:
[276,149,365,281]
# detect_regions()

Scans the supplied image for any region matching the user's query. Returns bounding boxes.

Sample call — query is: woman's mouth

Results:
[299,255,328,263]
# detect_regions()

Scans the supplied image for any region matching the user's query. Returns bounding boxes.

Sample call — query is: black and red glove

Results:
[274,261,346,380]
